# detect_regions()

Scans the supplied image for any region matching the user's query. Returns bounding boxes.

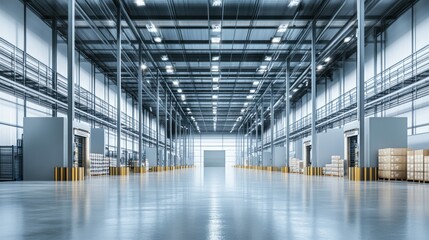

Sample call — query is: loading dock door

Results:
[204,150,226,167]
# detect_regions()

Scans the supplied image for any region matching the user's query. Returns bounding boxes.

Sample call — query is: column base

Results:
[109,167,129,176]
[348,167,378,181]
[304,167,323,176]
[54,167,85,181]
[281,166,290,173]
[133,167,146,174]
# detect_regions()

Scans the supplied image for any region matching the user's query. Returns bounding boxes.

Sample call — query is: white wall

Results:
[194,134,237,167]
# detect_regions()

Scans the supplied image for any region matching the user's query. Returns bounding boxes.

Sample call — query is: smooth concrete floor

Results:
[1,168,429,240]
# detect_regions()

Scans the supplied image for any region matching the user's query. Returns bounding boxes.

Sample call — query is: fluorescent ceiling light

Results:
[264,56,272,61]
[212,95,218,99]
[211,65,219,72]
[213,77,219,82]
[212,24,222,33]
[177,89,182,93]
[317,65,324,71]
[344,37,352,43]
[213,102,218,105]
[134,0,146,6]
[277,24,288,33]
[146,23,157,33]
[212,56,220,61]
[324,57,331,63]
[154,37,162,43]
[173,80,179,86]
[244,102,249,106]
[181,95,186,101]
[246,95,253,99]
[212,0,222,7]
[292,88,298,92]
[213,85,219,90]
[260,65,267,69]
[241,109,245,113]
[288,0,301,8]
[211,37,221,44]
[250,89,256,93]
[186,108,190,111]
[213,110,217,114]
[141,64,148,70]
[188,111,192,115]
[253,81,259,86]
[271,37,281,44]
[166,66,174,73]
[161,55,169,61]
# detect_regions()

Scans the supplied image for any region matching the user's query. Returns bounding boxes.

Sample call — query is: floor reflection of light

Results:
[208,191,223,240]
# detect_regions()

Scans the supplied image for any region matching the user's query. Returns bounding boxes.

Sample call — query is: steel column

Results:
[138,43,143,166]
[179,115,182,166]
[311,20,317,167]
[164,92,168,166]
[260,98,264,166]
[52,18,58,117]
[23,0,27,118]
[67,0,75,169]
[270,85,274,166]
[357,0,365,167]
[285,60,290,167]
[156,73,160,166]
[116,3,122,167]
[255,108,258,166]
[169,100,173,166]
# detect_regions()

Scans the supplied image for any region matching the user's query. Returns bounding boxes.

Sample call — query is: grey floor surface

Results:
[1,167,428,240]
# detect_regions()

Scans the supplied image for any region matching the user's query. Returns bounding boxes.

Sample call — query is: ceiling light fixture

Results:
[271,37,281,44]
[177,89,182,93]
[213,85,219,90]
[212,56,220,61]
[154,37,162,43]
[288,0,301,8]
[277,24,288,33]
[264,56,272,61]
[344,36,352,43]
[211,37,221,44]
[146,23,157,33]
[212,24,222,33]
[212,95,218,99]
[213,102,218,105]
[241,109,245,113]
[181,94,186,101]
[161,55,169,61]
[292,88,298,92]
[213,77,219,82]
[211,65,219,72]
[250,89,256,93]
[317,65,324,71]
[253,81,260,86]
[134,0,146,6]
[324,57,331,63]
[246,95,253,99]
[173,80,179,86]
[141,63,148,70]
[212,0,222,7]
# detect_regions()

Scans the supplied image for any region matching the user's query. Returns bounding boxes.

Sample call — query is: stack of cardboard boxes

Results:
[378,148,407,180]
[290,158,304,173]
[407,150,429,181]
[425,156,429,182]
[322,156,345,177]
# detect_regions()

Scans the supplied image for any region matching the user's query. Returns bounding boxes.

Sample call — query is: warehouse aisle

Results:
[0,168,428,240]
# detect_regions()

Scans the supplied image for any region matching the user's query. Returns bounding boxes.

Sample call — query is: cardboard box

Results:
[379,170,406,179]
[378,156,407,164]
[379,148,408,156]
[408,172,415,180]
[415,164,424,172]
[415,172,424,181]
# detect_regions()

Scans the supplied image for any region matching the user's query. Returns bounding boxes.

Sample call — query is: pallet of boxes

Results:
[290,158,304,174]
[378,148,407,181]
[407,150,429,182]
[323,156,345,177]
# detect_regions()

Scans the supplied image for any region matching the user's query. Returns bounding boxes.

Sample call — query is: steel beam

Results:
[67,0,75,169]
[357,0,365,167]
[138,43,143,166]
[311,20,317,167]
[116,2,122,167]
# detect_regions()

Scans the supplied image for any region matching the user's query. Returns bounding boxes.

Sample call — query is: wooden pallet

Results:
[407,179,429,183]
[379,178,406,181]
